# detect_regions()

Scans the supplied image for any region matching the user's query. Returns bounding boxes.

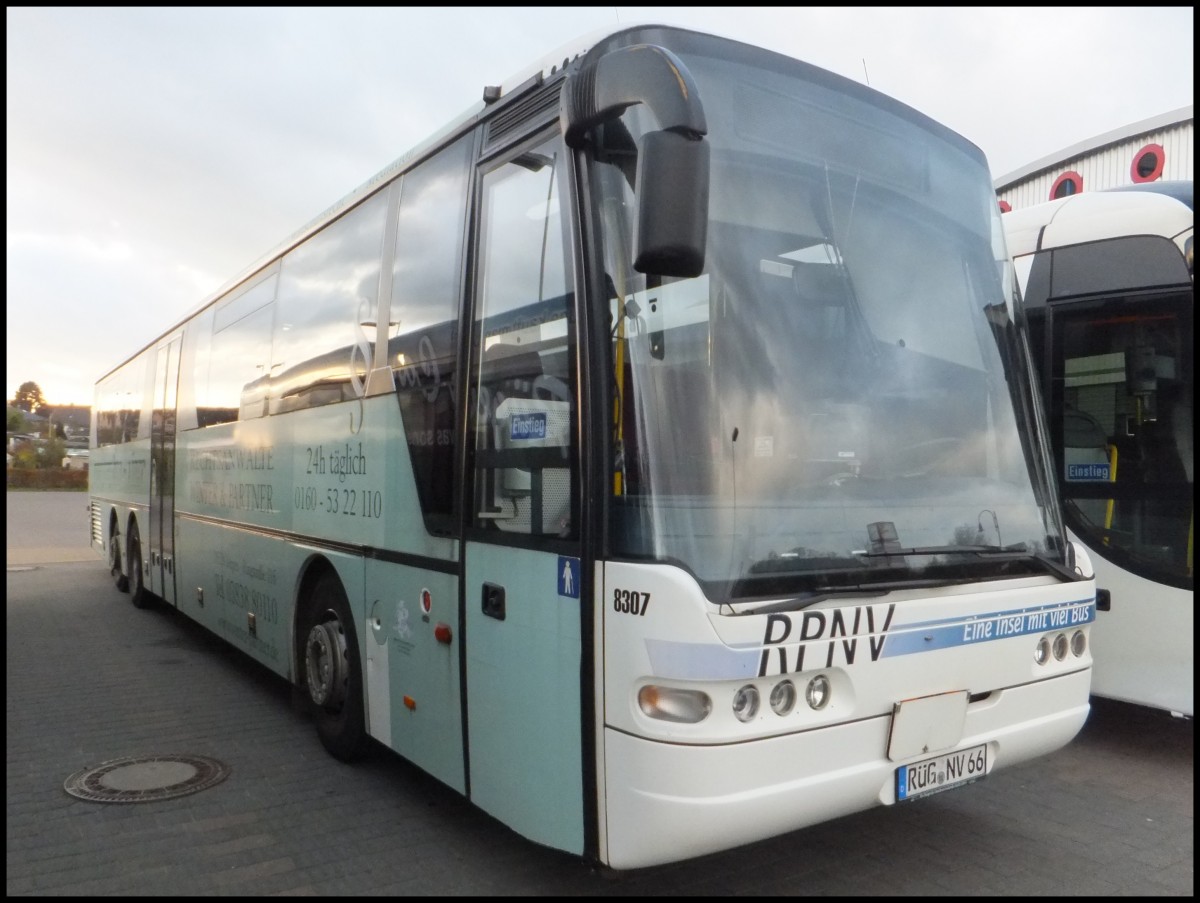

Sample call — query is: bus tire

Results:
[302,571,368,762]
[128,522,150,609]
[110,530,129,593]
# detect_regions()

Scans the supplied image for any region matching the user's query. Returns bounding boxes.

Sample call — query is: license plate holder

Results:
[896,743,988,802]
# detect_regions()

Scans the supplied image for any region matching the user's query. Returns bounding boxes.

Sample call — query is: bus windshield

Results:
[591,31,1061,598]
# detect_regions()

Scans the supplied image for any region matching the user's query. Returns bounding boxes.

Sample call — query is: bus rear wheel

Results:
[110,531,129,592]
[302,572,368,762]
[127,522,150,609]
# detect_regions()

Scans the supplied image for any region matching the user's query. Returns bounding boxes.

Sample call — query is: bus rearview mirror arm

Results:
[561,42,710,278]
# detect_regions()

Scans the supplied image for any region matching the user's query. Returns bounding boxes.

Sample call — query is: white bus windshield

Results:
[590,32,1061,598]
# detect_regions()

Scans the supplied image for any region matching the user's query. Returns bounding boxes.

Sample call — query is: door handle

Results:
[482,582,506,620]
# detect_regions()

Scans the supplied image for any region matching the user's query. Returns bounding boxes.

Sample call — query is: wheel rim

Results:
[306,617,347,709]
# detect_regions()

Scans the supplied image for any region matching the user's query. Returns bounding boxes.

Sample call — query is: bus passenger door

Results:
[148,335,181,606]
[463,132,586,856]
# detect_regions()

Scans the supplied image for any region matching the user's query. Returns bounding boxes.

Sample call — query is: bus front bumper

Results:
[600,667,1090,870]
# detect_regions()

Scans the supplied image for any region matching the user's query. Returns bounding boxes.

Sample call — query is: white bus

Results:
[1003,182,1193,717]
[91,24,1097,870]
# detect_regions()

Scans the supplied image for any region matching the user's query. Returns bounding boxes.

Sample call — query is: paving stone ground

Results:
[7,492,1193,896]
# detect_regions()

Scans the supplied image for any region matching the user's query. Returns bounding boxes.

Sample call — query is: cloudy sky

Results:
[7,6,1194,407]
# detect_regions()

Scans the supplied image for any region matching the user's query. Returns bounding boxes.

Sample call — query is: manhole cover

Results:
[64,754,230,803]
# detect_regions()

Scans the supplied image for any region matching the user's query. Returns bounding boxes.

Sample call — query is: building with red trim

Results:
[994,105,1192,212]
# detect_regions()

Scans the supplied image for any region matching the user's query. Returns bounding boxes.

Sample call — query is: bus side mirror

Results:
[633,129,709,278]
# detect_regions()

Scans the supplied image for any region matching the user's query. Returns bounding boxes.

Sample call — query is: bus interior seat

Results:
[482,343,543,401]
[1063,406,1108,451]
[480,343,571,535]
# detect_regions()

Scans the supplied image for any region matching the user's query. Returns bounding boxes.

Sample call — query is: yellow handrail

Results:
[603,199,631,497]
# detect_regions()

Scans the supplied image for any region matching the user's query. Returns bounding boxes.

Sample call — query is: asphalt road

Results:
[6,491,1194,895]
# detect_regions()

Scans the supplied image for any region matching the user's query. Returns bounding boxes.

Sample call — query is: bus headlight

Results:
[638,685,712,723]
[1035,637,1051,665]
[1053,633,1069,661]
[1071,630,1087,657]
[732,684,760,722]
[805,674,831,710]
[732,684,761,722]
[769,680,796,716]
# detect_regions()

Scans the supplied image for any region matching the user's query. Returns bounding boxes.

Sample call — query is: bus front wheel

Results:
[302,572,368,762]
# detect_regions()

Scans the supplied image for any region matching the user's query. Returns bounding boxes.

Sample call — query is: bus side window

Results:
[389,133,472,536]
[469,136,577,539]
[475,339,572,536]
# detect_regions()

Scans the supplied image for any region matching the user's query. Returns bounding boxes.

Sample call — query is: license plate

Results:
[896,743,987,802]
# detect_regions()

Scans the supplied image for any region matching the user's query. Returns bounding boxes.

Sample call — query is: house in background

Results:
[50,405,92,446]
[994,105,1192,212]
[7,405,92,469]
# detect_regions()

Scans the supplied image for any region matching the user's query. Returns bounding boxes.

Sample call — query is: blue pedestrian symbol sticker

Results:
[558,556,580,598]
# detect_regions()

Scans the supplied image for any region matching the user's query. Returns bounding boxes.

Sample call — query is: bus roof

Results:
[1002,181,1194,258]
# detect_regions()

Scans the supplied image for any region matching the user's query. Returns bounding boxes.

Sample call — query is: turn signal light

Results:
[638,685,712,723]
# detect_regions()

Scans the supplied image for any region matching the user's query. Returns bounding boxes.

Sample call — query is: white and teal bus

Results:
[1003,183,1193,717]
[91,24,1096,870]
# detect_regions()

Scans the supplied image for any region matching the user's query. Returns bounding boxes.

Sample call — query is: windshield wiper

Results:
[729,581,940,616]
[731,543,1083,611]
[851,544,1084,582]
[853,543,1024,558]
[747,553,863,574]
